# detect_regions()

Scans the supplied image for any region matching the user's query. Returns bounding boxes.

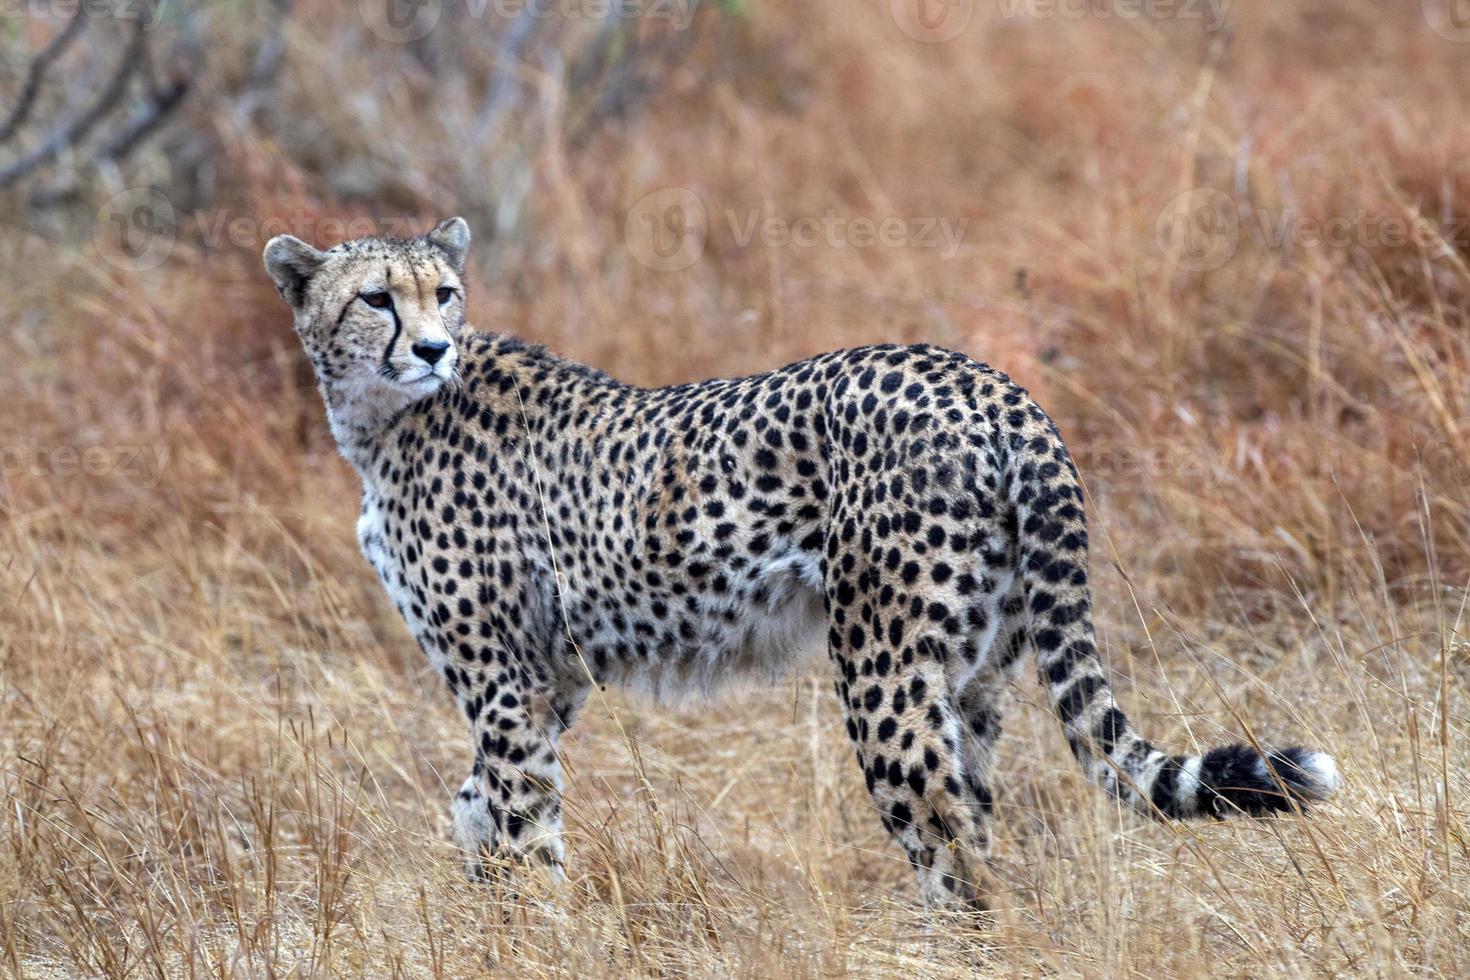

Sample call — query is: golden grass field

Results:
[2,1,1468,975]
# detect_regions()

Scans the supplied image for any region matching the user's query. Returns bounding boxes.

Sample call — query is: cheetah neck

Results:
[317,373,423,477]
[316,335,530,486]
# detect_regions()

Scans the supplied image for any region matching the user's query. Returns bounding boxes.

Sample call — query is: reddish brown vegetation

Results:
[1,2,1465,975]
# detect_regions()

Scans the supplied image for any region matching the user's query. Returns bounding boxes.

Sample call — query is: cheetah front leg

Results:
[448,667,583,885]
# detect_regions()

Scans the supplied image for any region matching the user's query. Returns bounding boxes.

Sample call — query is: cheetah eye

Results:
[436,286,454,305]
[361,291,392,309]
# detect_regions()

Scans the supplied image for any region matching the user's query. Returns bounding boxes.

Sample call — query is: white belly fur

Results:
[581,551,829,707]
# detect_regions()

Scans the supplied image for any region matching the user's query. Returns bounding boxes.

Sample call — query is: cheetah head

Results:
[263,217,470,404]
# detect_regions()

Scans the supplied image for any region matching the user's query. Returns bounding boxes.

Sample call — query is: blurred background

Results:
[1,1,1467,976]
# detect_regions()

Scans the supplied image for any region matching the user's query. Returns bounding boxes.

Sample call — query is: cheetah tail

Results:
[1003,429,1338,820]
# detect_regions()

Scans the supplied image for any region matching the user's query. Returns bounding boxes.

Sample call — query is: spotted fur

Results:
[265,219,1338,909]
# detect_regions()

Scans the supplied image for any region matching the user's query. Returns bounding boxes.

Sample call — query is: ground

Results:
[1,2,1467,976]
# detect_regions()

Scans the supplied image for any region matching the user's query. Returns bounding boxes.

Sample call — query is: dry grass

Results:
[2,2,1468,976]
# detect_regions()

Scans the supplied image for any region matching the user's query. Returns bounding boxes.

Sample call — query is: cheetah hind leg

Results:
[837,635,993,913]
[947,636,1026,912]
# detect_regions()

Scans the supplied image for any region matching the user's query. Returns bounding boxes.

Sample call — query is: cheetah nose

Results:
[412,339,451,365]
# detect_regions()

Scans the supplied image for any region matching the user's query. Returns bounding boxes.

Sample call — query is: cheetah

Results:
[264,218,1338,910]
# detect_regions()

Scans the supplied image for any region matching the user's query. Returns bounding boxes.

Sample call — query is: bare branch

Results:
[470,10,540,147]
[233,0,292,125]
[565,15,704,150]
[0,13,90,145]
[96,75,190,163]
[0,22,146,191]
[246,0,292,92]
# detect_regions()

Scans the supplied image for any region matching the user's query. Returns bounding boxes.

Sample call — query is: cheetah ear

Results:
[263,235,325,308]
[427,216,471,273]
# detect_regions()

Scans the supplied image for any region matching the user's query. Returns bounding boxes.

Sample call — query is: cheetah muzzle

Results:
[265,218,1339,911]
